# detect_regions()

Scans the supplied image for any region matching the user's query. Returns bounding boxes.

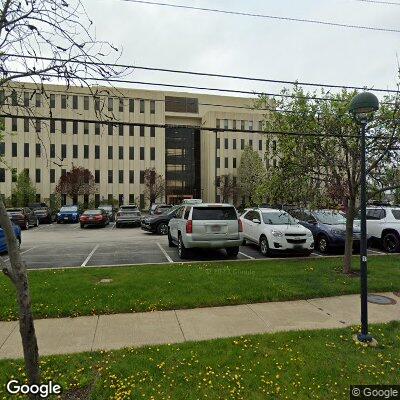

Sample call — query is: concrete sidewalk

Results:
[1,292,399,360]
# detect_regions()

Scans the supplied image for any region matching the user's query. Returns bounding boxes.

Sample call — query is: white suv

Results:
[355,206,400,253]
[240,208,314,256]
[168,203,243,259]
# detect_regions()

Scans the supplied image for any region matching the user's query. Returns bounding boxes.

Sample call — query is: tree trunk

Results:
[343,196,356,274]
[0,198,40,393]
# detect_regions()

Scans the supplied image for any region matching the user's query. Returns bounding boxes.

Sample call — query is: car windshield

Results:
[192,207,237,220]
[261,211,297,225]
[99,206,112,211]
[60,206,78,212]
[120,211,140,216]
[313,210,347,225]
[7,208,23,213]
[84,210,101,215]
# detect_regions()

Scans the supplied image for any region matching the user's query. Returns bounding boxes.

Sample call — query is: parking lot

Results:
[0,222,391,270]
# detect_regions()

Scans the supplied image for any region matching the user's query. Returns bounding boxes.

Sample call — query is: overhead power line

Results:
[117,0,400,34]
[354,0,400,5]
[4,53,400,94]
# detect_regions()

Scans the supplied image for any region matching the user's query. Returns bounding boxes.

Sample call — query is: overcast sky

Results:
[82,0,400,98]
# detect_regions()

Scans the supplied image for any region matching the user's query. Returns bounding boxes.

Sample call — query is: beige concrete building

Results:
[0,83,276,208]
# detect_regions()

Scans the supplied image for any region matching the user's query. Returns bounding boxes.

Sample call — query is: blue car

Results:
[56,205,81,223]
[0,222,22,253]
[288,209,362,254]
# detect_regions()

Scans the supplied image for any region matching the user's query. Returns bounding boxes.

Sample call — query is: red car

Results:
[80,209,109,228]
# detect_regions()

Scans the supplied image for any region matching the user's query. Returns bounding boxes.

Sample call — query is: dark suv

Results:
[28,203,53,224]
[7,207,39,230]
[141,205,179,235]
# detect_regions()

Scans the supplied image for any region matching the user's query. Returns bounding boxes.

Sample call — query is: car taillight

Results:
[238,219,243,232]
[186,220,193,234]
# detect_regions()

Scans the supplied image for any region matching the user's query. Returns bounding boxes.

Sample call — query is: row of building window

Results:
[7,118,157,137]
[216,137,277,151]
[1,142,156,161]
[1,90,157,114]
[216,157,277,169]
[0,168,151,185]
[216,119,263,131]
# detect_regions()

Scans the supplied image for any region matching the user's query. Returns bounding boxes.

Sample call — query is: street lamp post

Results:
[349,92,379,343]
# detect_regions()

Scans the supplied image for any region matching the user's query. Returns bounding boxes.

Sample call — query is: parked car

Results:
[168,203,243,259]
[115,208,141,228]
[27,203,53,224]
[0,221,21,252]
[56,205,81,223]
[141,205,180,234]
[119,204,139,212]
[149,203,173,216]
[98,205,116,222]
[240,208,314,256]
[6,207,38,230]
[288,209,362,254]
[80,209,109,228]
[355,206,400,253]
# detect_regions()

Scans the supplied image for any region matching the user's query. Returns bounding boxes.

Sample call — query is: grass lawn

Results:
[0,256,399,321]
[0,322,399,399]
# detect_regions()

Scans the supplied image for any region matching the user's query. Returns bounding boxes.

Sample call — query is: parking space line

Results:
[3,246,39,263]
[81,244,99,267]
[369,249,386,255]
[238,251,255,259]
[112,223,116,229]
[312,252,324,257]
[157,242,174,263]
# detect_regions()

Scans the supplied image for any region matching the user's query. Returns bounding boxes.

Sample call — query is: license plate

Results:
[89,217,94,221]
[294,244,304,249]
[64,217,68,220]
[211,225,221,232]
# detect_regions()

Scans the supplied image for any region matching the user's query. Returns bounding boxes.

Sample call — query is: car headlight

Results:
[72,213,77,217]
[271,230,284,237]
[332,229,345,236]
[57,213,61,216]
[306,231,313,237]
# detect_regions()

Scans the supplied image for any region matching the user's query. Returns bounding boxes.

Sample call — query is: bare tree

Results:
[216,174,238,203]
[143,168,165,206]
[0,0,126,393]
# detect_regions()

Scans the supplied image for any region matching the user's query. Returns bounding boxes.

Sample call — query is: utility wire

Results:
[354,0,400,5]
[117,0,400,34]
[4,53,399,94]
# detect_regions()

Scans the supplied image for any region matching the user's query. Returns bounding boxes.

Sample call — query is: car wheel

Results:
[157,223,168,235]
[242,239,247,246]
[35,218,39,227]
[260,236,269,256]
[168,229,176,247]
[80,223,85,229]
[23,220,29,230]
[115,222,120,228]
[382,232,400,253]
[317,235,329,254]
[178,235,188,259]
[226,246,239,258]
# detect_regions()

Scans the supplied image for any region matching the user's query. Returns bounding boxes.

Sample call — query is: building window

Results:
[61,169,66,177]
[73,145,78,159]
[50,94,55,108]
[140,147,144,160]
[24,118,29,132]
[24,92,30,107]
[84,96,89,110]
[129,99,134,112]
[119,146,124,160]
[24,143,29,157]
[241,120,245,130]
[140,171,145,184]
[108,146,113,159]
[119,98,124,112]
[108,170,113,183]
[36,143,41,157]
[249,139,253,148]
[61,95,67,109]
[216,119,220,129]
[35,93,41,108]
[216,157,220,168]
[50,169,55,183]
[216,138,220,149]
[95,170,100,183]
[259,140,262,151]
[61,144,67,159]
[12,143,17,157]
[0,168,4,183]
[150,147,155,160]
[35,119,41,132]
[224,119,228,129]
[108,123,113,135]
[241,139,245,150]
[35,169,41,183]
[61,120,66,134]
[150,100,155,114]
[129,125,134,136]
[50,119,55,133]
[259,121,263,131]
[140,99,145,113]
[233,158,237,168]
[73,95,78,110]
[11,118,17,131]
[233,139,236,150]
[11,90,18,106]
[84,122,89,135]
[129,147,134,160]
[150,126,155,137]
[216,176,220,187]
[0,142,4,157]
[119,124,124,136]
[119,170,124,184]
[84,145,89,159]
[249,121,253,131]
[224,157,228,168]
[95,194,100,207]
[50,144,55,158]
[140,194,145,209]
[224,138,228,149]
[272,140,277,151]
[95,145,100,159]
[94,97,100,111]
[129,194,135,204]
[129,170,134,184]
[233,120,237,130]
[108,97,113,111]
[140,126,145,137]
[95,123,100,135]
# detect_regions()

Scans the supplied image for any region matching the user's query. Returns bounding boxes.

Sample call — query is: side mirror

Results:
[252,218,261,224]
